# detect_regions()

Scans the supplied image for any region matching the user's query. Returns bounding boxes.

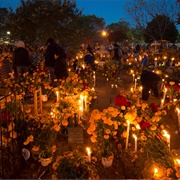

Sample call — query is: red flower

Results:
[164,83,170,88]
[174,84,180,91]
[114,95,129,107]
[43,66,47,71]
[83,83,88,89]
[139,120,151,131]
[149,103,158,112]
[0,111,12,121]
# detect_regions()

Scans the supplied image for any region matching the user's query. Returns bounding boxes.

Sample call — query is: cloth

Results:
[54,58,68,79]
[140,70,161,100]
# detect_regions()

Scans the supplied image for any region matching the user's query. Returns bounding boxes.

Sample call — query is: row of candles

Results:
[125,120,171,151]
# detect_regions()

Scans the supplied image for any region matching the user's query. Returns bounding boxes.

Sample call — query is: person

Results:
[140,70,161,101]
[44,37,60,86]
[13,40,31,75]
[140,54,148,67]
[113,43,122,75]
[54,47,68,80]
[84,48,95,70]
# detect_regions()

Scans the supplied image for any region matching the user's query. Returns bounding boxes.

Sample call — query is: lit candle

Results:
[86,147,91,163]
[93,71,96,87]
[125,121,130,150]
[115,84,118,88]
[160,99,164,109]
[160,79,165,90]
[162,87,167,102]
[80,95,84,112]
[132,134,137,152]
[163,130,170,149]
[111,84,114,88]
[176,108,180,131]
[56,91,59,102]
[106,78,109,82]
[154,168,158,178]
[130,87,133,93]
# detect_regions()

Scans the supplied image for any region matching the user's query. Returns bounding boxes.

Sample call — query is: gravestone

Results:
[68,127,83,144]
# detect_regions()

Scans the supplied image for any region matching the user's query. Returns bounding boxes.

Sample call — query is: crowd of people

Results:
[0,38,179,100]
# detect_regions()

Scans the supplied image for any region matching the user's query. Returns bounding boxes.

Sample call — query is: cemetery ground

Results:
[16,69,180,179]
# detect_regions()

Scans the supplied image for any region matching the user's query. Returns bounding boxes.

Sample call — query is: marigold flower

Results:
[32,146,40,152]
[9,131,17,139]
[105,129,111,134]
[54,124,60,131]
[104,135,109,139]
[169,81,175,86]
[90,136,97,143]
[62,119,69,126]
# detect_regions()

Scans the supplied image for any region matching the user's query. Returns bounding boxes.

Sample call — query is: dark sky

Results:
[0,0,133,26]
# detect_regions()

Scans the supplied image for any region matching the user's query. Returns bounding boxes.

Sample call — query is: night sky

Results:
[0,0,133,26]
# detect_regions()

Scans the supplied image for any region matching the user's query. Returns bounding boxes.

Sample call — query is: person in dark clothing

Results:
[45,38,61,86]
[84,48,95,70]
[54,47,68,80]
[140,70,161,101]
[13,40,31,75]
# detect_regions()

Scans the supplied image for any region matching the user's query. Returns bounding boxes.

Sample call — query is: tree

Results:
[143,15,178,43]
[125,0,179,41]
[106,20,130,42]
[0,8,11,38]
[5,0,82,45]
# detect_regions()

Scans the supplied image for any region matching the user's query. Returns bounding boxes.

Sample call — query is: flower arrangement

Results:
[87,107,121,158]
[23,112,58,156]
[164,81,180,97]
[52,150,98,179]
[101,59,117,80]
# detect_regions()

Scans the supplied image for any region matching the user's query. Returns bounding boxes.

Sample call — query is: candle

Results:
[134,79,137,90]
[132,134,137,152]
[80,94,84,109]
[130,87,133,92]
[115,84,118,88]
[125,121,130,150]
[111,84,114,88]
[154,168,158,178]
[160,99,164,108]
[160,79,165,90]
[56,91,59,102]
[86,147,91,163]
[132,74,135,82]
[106,78,109,82]
[163,130,170,149]
[93,71,96,87]
[84,95,87,111]
[176,108,180,131]
[162,87,167,102]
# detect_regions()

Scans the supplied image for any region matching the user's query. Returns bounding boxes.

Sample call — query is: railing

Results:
[0,93,25,178]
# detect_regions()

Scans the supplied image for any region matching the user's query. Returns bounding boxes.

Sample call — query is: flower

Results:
[139,120,151,131]
[114,94,130,107]
[53,150,97,179]
[149,103,158,112]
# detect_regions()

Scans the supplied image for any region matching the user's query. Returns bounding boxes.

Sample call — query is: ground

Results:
[18,69,180,179]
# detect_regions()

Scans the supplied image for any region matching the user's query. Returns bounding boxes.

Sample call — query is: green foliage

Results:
[144,15,178,43]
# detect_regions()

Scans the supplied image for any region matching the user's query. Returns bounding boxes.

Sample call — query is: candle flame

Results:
[132,134,137,139]
[86,147,91,155]
[154,168,158,174]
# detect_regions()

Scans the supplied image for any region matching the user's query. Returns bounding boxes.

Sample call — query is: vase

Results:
[101,155,114,168]
[39,156,53,167]
[42,94,48,102]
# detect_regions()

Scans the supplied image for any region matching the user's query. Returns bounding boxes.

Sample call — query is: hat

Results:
[16,40,25,48]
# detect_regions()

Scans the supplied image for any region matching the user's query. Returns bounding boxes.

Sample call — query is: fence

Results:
[0,93,25,178]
